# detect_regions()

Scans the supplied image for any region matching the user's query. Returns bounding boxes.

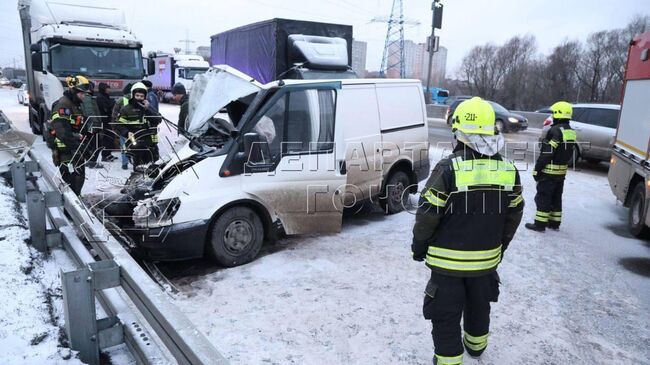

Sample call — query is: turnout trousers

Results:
[54,151,85,196]
[533,177,565,228]
[423,271,500,364]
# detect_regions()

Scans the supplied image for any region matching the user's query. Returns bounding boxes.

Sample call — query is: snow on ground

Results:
[2,88,650,364]
[166,149,650,365]
[0,178,135,365]
[0,178,83,364]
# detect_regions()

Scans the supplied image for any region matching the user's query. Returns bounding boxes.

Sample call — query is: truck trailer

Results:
[18,0,153,134]
[146,53,209,94]
[210,18,357,84]
[607,31,650,237]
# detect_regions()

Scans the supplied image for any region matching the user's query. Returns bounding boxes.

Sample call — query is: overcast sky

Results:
[1,0,648,78]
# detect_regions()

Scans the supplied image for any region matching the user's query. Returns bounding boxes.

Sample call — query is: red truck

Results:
[608,31,650,237]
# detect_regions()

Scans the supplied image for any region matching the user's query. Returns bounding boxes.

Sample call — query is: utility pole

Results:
[373,0,420,78]
[178,29,195,55]
[424,0,443,104]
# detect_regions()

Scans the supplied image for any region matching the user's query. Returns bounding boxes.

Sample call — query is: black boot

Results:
[525,222,545,232]
[547,223,560,231]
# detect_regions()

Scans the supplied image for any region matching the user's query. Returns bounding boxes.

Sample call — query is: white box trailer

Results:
[607,31,650,237]
[146,53,209,94]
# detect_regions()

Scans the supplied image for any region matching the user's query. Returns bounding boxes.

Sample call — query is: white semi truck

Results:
[147,53,210,95]
[607,31,650,237]
[18,0,154,134]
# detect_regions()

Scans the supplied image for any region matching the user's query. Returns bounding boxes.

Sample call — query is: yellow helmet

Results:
[451,97,496,135]
[65,75,91,93]
[550,101,572,120]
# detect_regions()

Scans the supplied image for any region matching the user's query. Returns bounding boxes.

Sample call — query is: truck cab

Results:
[19,0,150,134]
[148,53,210,95]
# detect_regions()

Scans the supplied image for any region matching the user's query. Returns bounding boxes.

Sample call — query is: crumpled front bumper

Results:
[128,219,210,261]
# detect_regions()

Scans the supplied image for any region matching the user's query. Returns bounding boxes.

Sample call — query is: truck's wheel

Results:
[29,109,41,135]
[208,206,264,267]
[380,170,410,214]
[628,182,650,238]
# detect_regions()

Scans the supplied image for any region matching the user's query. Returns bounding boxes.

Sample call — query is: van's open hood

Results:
[186,65,262,136]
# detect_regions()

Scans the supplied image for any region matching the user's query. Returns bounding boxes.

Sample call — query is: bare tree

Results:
[454,13,649,110]
[497,35,537,109]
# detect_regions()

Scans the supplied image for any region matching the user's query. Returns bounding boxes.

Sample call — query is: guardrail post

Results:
[10,161,39,203]
[26,190,62,252]
[62,260,124,365]
[11,162,26,202]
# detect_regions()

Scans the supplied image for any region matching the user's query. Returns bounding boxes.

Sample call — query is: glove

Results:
[412,252,425,262]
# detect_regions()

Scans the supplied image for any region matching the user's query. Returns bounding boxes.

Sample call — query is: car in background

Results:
[443,95,472,106]
[9,79,23,88]
[540,103,620,164]
[17,84,28,105]
[0,78,10,86]
[446,99,528,133]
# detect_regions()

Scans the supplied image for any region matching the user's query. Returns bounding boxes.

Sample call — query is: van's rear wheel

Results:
[380,170,410,214]
[628,182,650,238]
[208,207,264,267]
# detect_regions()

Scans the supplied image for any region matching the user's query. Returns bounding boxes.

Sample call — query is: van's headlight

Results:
[133,197,181,228]
[508,117,519,123]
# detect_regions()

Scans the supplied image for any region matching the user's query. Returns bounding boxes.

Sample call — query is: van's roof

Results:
[264,78,423,88]
[572,103,621,110]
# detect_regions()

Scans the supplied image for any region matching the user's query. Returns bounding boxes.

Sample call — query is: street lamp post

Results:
[424,0,443,104]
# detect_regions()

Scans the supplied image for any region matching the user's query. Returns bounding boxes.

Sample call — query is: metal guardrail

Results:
[26,149,229,365]
[1,105,228,365]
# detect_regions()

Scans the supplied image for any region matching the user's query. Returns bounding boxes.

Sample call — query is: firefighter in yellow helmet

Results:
[115,82,157,171]
[525,101,577,232]
[49,75,92,195]
[412,97,524,364]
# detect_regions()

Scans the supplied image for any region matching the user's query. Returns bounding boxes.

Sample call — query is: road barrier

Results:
[3,110,228,365]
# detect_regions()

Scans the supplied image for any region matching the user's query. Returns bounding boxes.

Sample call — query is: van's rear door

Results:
[240,82,346,234]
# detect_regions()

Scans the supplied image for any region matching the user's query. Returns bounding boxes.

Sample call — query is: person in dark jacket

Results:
[116,82,156,170]
[50,75,92,195]
[141,79,161,160]
[112,83,133,169]
[525,101,577,232]
[171,83,189,135]
[412,97,524,365]
[141,79,159,113]
[94,82,117,162]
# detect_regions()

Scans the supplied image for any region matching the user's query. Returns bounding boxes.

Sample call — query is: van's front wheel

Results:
[208,207,264,267]
[380,170,410,214]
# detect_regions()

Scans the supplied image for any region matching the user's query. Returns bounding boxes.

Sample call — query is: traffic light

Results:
[433,2,443,29]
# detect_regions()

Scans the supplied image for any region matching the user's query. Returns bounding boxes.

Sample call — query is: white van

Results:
[126,66,430,266]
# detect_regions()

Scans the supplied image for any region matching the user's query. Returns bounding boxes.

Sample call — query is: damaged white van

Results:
[117,66,429,266]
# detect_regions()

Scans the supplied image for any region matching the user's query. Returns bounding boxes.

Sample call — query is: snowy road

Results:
[1,87,649,364]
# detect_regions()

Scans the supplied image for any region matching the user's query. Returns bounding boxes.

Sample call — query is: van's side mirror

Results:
[147,58,156,76]
[243,132,268,165]
[31,52,43,72]
[30,44,40,53]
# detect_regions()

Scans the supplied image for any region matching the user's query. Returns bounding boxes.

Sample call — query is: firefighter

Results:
[116,82,156,171]
[50,75,92,195]
[411,97,524,365]
[525,101,577,232]
[112,83,133,170]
